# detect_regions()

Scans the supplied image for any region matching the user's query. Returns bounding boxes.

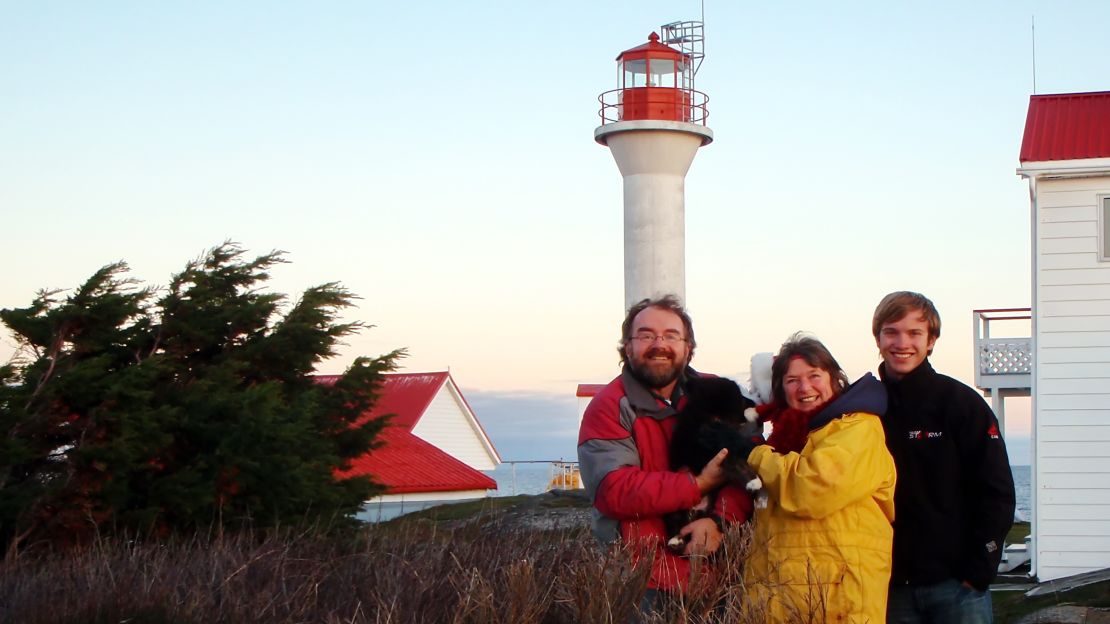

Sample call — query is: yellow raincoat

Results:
[744,379,896,623]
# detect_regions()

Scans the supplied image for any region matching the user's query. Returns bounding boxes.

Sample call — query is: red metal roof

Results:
[318,371,498,495]
[313,371,450,429]
[338,426,496,493]
[366,371,448,429]
[616,32,688,61]
[1020,91,1110,162]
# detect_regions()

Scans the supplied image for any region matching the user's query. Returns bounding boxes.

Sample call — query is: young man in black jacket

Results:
[873,291,1016,624]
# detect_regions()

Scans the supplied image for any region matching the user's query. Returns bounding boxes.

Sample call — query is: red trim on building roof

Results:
[576,383,607,398]
[1020,91,1110,162]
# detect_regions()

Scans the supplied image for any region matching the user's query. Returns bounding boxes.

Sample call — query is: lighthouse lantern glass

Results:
[622,59,645,88]
[621,58,684,89]
[650,59,678,88]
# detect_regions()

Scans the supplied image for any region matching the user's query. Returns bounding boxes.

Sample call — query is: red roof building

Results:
[1015,90,1110,581]
[319,371,501,520]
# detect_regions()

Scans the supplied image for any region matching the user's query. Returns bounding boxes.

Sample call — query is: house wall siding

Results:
[1035,173,1110,582]
[358,489,488,523]
[412,384,498,471]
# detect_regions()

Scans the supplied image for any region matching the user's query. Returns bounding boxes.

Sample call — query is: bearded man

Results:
[577,295,753,615]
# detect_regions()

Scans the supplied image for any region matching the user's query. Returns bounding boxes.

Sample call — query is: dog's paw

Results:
[745,476,763,492]
[744,406,760,423]
[666,535,687,554]
[754,491,769,509]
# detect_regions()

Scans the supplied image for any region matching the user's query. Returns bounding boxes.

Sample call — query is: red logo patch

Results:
[987,422,1001,440]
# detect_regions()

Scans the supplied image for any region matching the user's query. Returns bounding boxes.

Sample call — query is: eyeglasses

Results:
[632,333,687,345]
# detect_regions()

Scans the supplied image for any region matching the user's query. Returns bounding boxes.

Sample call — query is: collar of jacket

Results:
[808,372,888,430]
[619,365,696,416]
[878,358,936,393]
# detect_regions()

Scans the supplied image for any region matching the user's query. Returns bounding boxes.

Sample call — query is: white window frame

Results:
[1102,194,1110,263]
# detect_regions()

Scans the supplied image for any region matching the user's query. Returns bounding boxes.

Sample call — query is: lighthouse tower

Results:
[596,28,712,310]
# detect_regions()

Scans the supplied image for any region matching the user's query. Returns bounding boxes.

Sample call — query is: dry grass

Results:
[0,505,777,624]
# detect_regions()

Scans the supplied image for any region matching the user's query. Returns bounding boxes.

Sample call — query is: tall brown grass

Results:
[0,507,773,624]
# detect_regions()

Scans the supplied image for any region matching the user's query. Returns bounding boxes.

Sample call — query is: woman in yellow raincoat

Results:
[743,334,896,623]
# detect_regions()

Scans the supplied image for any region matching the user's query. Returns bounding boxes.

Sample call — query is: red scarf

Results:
[754,399,832,454]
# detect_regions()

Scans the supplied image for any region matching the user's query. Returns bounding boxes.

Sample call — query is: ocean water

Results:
[491,462,1035,523]
[1012,464,1031,522]
[491,462,562,497]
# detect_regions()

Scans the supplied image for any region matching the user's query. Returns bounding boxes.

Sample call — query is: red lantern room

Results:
[598,32,707,125]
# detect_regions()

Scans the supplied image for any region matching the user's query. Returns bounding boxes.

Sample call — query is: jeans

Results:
[887,578,993,624]
[635,589,667,623]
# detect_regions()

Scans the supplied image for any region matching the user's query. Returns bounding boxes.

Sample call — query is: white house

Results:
[321,371,502,521]
[1016,90,1110,581]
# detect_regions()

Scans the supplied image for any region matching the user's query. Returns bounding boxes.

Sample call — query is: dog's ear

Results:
[686,376,739,399]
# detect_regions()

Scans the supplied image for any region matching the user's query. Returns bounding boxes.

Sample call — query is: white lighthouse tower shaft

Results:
[595,31,712,311]
[603,121,708,310]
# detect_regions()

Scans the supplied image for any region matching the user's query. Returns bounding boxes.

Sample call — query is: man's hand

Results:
[695,448,728,493]
[680,516,723,556]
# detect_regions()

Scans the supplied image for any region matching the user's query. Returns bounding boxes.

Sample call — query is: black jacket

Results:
[880,360,1016,591]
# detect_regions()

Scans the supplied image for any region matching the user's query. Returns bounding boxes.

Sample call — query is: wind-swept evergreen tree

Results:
[0,243,401,550]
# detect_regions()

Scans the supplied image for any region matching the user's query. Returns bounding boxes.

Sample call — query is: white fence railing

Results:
[973,308,1032,390]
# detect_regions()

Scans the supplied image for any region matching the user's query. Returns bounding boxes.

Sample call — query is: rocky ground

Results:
[492,489,593,531]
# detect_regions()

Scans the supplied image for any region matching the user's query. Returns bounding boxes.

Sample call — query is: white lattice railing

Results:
[973,308,1032,390]
[979,339,1032,375]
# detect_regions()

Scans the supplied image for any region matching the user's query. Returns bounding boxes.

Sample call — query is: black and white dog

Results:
[665,375,766,553]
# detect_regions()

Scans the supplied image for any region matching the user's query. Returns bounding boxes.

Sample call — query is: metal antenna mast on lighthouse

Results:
[659,18,705,91]
[595,19,712,310]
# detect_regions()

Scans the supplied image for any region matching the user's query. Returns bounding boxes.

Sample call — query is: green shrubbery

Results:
[0,243,402,551]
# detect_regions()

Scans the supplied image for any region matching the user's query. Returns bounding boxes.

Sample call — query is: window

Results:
[1102,195,1110,262]
[648,59,678,88]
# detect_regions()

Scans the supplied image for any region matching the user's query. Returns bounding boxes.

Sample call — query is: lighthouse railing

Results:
[597,88,709,125]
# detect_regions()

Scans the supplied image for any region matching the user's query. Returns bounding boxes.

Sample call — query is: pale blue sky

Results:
[3,1,1108,460]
